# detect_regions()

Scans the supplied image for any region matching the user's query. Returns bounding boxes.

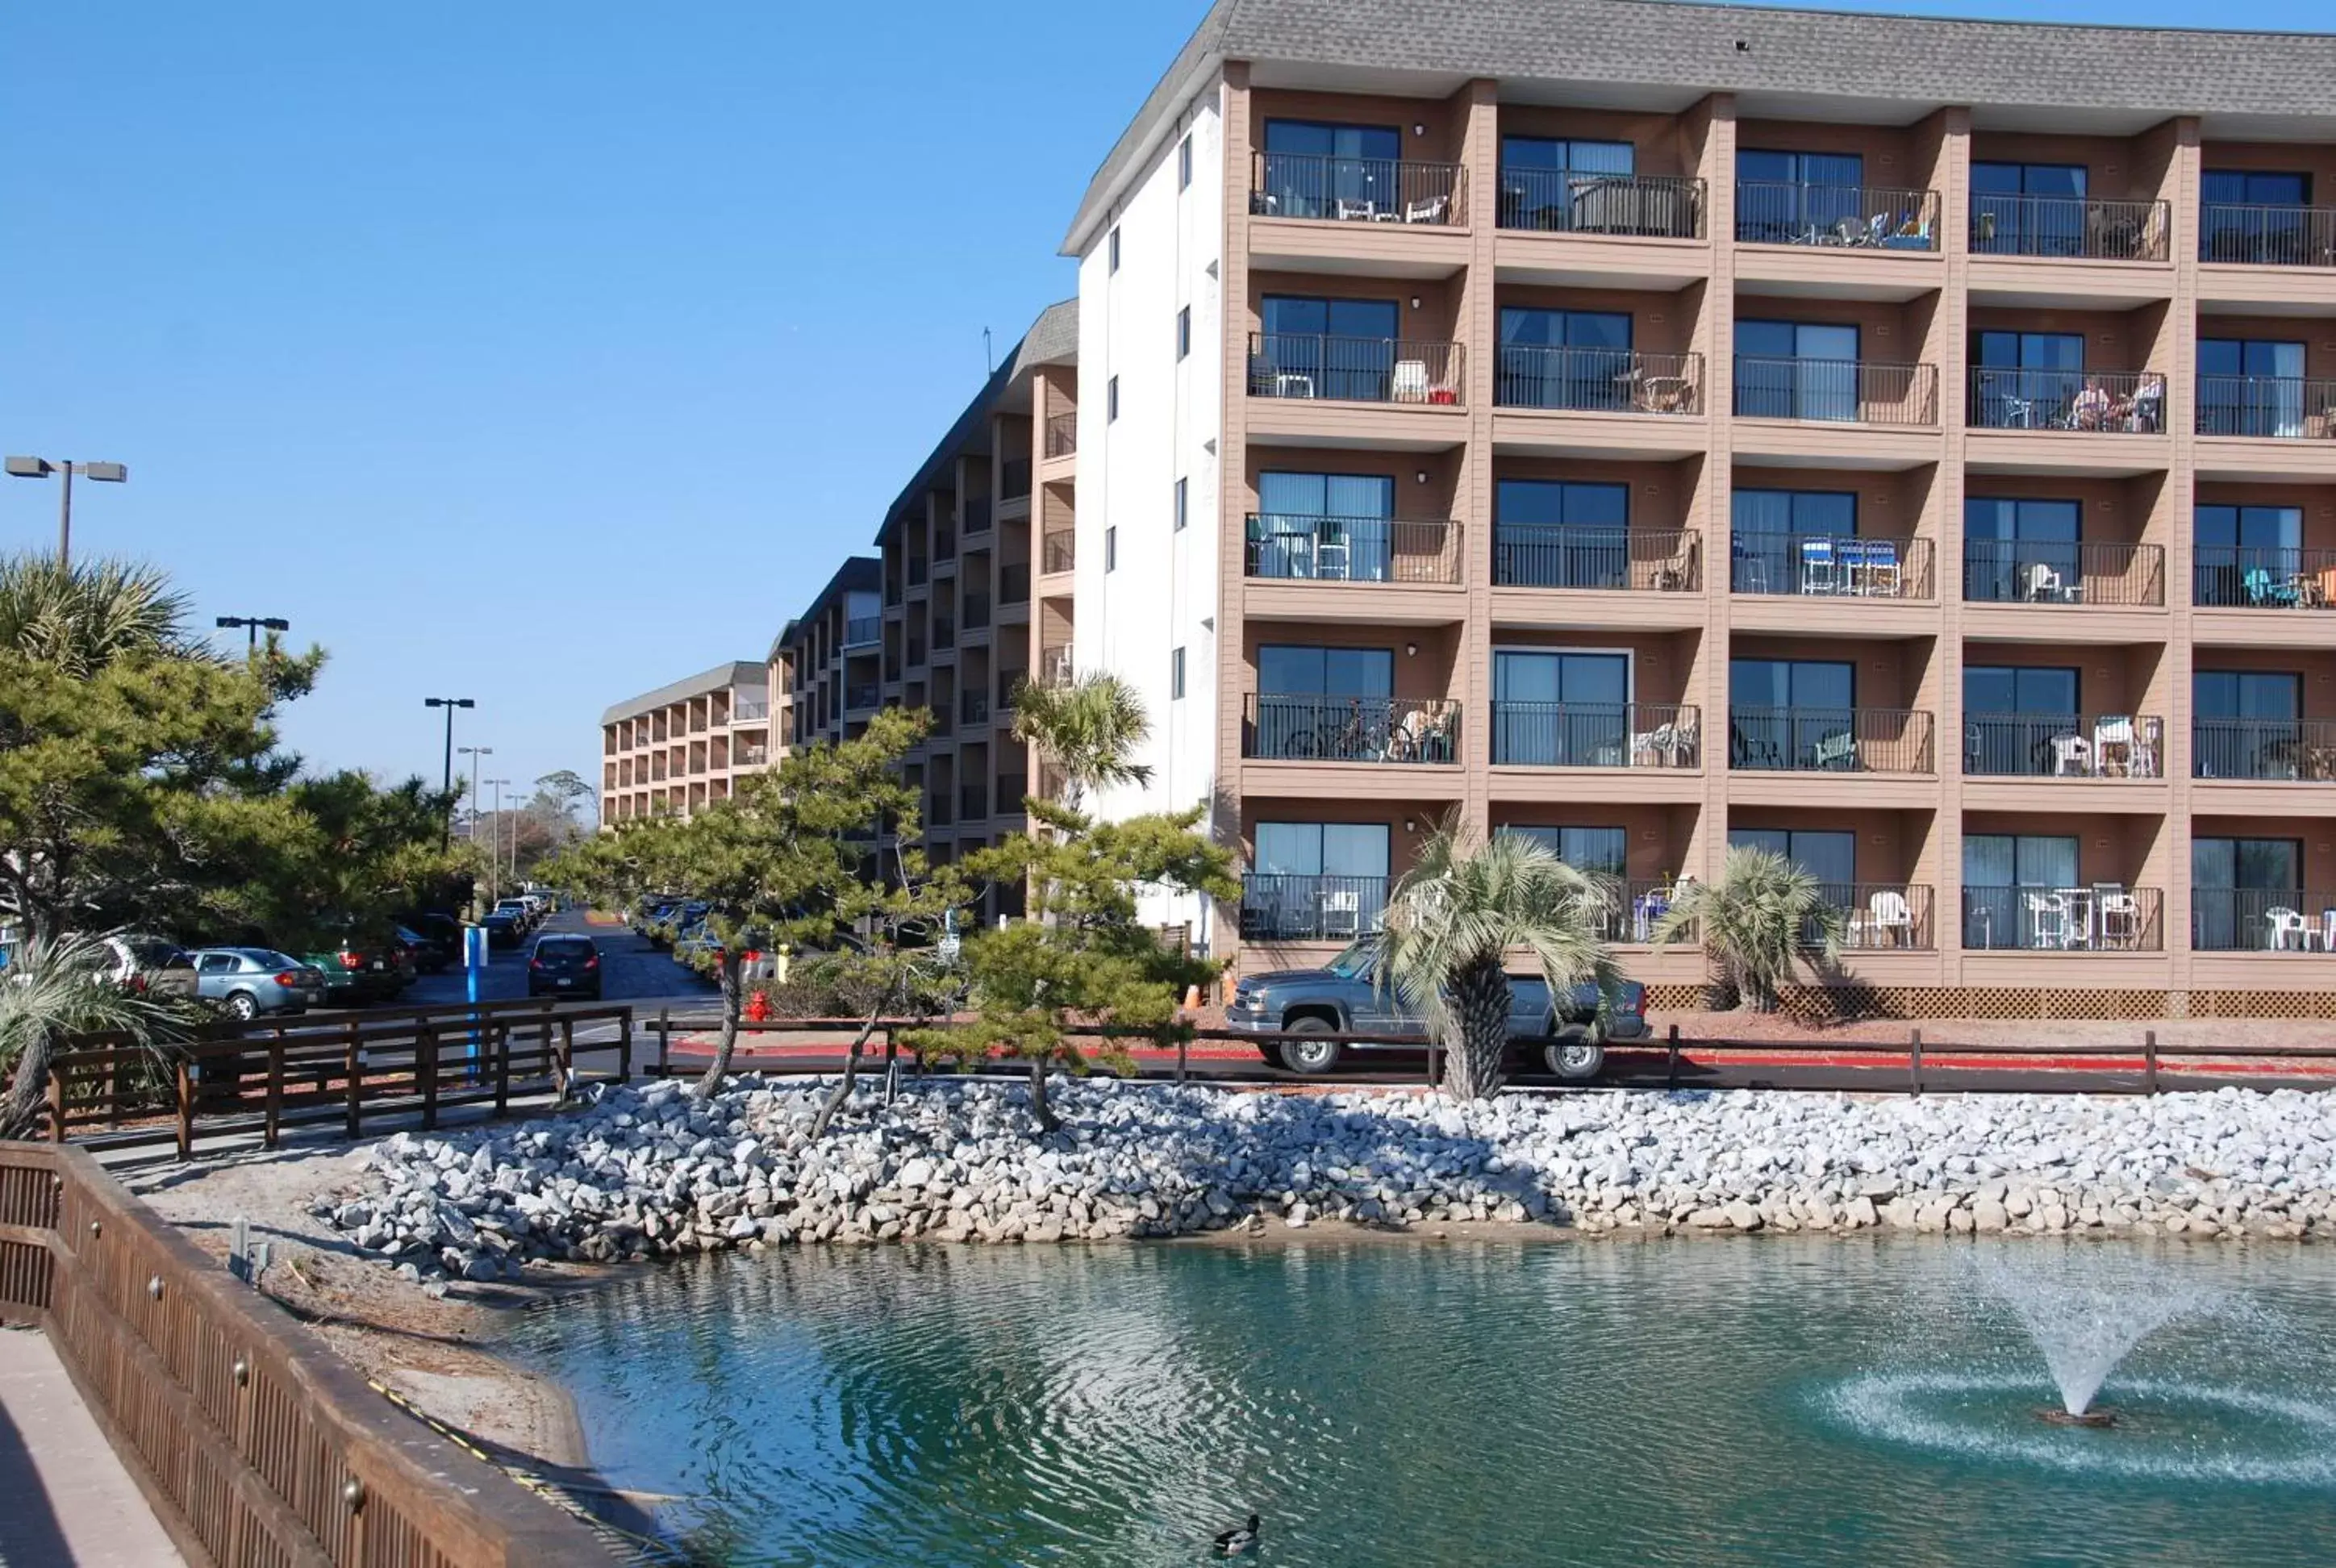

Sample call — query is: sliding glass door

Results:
[1493,649,1629,765]
[1254,472,1396,581]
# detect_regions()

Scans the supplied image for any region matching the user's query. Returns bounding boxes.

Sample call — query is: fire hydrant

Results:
[745,989,772,1024]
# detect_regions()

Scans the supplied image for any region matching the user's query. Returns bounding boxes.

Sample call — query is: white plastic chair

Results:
[1391,360,1430,403]
[2267,906,2309,951]
[1402,195,1449,224]
[1867,890,1914,947]
[1274,372,1316,399]
[1321,888,1362,938]
[2026,561,2065,601]
[2097,890,2140,949]
[1335,198,1379,222]
[2024,891,2067,949]
[2092,716,2134,776]
[2050,733,2092,777]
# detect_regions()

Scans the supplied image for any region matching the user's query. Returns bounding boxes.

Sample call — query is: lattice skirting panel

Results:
[1643,983,2336,1022]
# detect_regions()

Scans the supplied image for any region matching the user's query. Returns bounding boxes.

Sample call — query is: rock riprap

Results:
[314,1078,2336,1280]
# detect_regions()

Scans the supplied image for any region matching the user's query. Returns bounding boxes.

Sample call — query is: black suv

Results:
[528,932,603,999]
[1224,940,1646,1078]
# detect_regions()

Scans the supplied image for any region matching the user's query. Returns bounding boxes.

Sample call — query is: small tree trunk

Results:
[1025,1055,1062,1135]
[810,985,893,1141]
[692,949,745,1100]
[1439,959,1512,1102]
[1,1025,61,1142]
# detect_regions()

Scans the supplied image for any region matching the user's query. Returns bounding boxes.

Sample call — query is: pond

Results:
[512,1237,2336,1567]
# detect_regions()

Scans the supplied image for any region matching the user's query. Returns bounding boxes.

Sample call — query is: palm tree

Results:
[0,933,180,1141]
[0,553,192,676]
[1008,671,1153,814]
[1376,819,1621,1101]
[1650,845,1844,1012]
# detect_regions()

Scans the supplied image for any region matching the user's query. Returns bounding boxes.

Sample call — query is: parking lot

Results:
[402,911,715,1008]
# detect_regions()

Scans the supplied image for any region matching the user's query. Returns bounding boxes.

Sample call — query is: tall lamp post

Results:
[4,457,128,568]
[215,615,290,651]
[457,745,492,841]
[483,778,511,904]
[423,697,476,848]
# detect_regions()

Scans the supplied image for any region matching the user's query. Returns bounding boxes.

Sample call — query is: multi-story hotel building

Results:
[1057,0,2336,1016]
[771,557,883,751]
[599,661,771,823]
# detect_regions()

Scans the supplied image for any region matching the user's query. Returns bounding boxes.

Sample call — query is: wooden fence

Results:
[48,999,636,1157]
[0,1141,621,1566]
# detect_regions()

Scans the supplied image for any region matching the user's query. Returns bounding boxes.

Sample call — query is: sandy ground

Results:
[120,1142,597,1469]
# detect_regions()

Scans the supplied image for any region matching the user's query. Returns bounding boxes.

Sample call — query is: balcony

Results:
[1733,359,1937,425]
[1735,185,1940,249]
[2195,547,2336,610]
[1239,873,1388,943]
[1495,348,1701,415]
[1041,529,1075,575]
[1001,562,1030,605]
[1246,516,1462,585]
[1968,369,2167,433]
[2200,205,2336,267]
[906,639,926,666]
[1044,412,1077,459]
[2192,890,2336,953]
[1728,707,1934,774]
[1963,714,2164,778]
[1493,525,1700,591]
[2196,377,2336,440]
[1497,171,1704,238]
[1963,540,2164,607]
[961,691,991,727]
[1731,534,1933,600]
[907,556,928,586]
[738,744,769,766]
[928,794,953,828]
[1248,334,1463,405]
[965,498,992,536]
[1040,645,1072,684]
[1250,152,1466,226]
[732,699,769,722]
[1963,885,2163,952]
[1001,459,1031,500]
[845,615,881,648]
[996,774,1028,811]
[959,785,988,822]
[996,669,1025,709]
[932,616,955,647]
[935,528,956,559]
[1826,883,1938,951]
[845,682,880,711]
[2193,717,2336,782]
[963,593,991,632]
[1243,694,1460,764]
[1489,703,1700,768]
[1969,195,2170,261]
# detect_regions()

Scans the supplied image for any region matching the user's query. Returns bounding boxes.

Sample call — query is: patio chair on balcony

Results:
[2050,733,2092,776]
[1812,731,1858,770]
[2024,891,2070,949]
[1335,198,1380,222]
[1320,888,1362,939]
[1403,194,1450,224]
[2025,561,2071,603]
[2099,890,2142,949]
[1867,890,1915,948]
[1391,360,1431,403]
[1800,536,1838,594]
[2267,907,2311,951]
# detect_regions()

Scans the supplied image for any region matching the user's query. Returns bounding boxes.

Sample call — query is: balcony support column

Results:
[1212,60,1256,966]
[1934,105,1975,984]
[2165,115,2205,999]
[1692,93,1737,885]
[1456,74,1502,840]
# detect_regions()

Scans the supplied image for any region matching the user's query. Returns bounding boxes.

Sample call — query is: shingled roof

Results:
[600,661,768,727]
[1065,0,2336,251]
[877,298,1077,542]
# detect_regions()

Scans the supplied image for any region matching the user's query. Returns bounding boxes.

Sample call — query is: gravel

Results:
[311,1077,2336,1279]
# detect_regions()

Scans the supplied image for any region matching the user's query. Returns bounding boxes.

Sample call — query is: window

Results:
[1963,833,2082,949]
[1963,496,2080,603]
[1492,478,1629,588]
[1498,136,1635,230]
[1257,119,1402,219]
[1171,646,1186,700]
[1729,828,1856,888]
[1499,824,1628,874]
[1495,307,1633,409]
[1251,645,1395,761]
[2194,669,2302,779]
[1491,648,1630,765]
[1736,149,1866,243]
[1252,472,1394,580]
[1963,665,2081,775]
[2202,170,2312,262]
[1108,376,1120,422]
[1108,226,1120,273]
[1177,306,1191,361]
[1729,658,1855,769]
[1174,477,1188,532]
[1730,489,1857,593]
[2193,836,2307,950]
[1178,134,1193,190]
[1255,294,1400,400]
[2199,336,2308,436]
[1969,331,2086,429]
[1971,161,2088,256]
[1735,319,1863,421]
[2196,503,2305,606]
[1103,526,1117,572]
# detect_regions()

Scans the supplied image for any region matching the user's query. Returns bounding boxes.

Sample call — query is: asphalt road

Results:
[399,911,715,1011]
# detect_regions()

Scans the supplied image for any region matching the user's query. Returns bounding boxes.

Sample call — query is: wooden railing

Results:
[0,1141,619,1564]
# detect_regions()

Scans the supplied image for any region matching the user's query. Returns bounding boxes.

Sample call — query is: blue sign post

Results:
[463,924,490,1077]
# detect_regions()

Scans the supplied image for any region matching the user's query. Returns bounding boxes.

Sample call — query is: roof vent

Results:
[1734,39,1750,52]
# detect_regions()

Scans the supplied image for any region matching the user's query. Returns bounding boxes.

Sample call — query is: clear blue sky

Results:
[0,0,2312,803]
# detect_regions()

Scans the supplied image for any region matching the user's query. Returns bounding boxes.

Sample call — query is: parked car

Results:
[649,902,707,949]
[527,933,603,999]
[482,911,523,949]
[395,924,452,974]
[302,932,409,1007]
[1223,940,1647,1078]
[491,898,535,934]
[184,948,327,1020]
[97,933,201,1000]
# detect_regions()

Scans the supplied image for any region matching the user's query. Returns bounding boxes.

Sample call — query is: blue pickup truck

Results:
[1224,940,1647,1078]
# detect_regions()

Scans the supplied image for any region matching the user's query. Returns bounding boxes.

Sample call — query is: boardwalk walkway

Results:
[0,1326,183,1567]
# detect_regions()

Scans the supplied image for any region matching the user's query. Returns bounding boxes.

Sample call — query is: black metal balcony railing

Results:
[1734,184,1941,248]
[1729,707,1934,774]
[2195,376,2336,440]
[1489,702,1700,768]
[2194,546,2336,610]
[1000,459,1031,501]
[1819,883,1938,950]
[1044,411,1077,458]
[845,615,881,647]
[907,556,928,586]
[2192,889,2336,953]
[2200,204,2336,267]
[1239,874,1390,943]
[1962,539,2165,607]
[1495,347,1702,414]
[1968,367,2167,433]
[1245,515,1463,585]
[1963,885,2163,952]
[1040,645,1072,685]
[886,578,903,607]
[1243,694,1460,765]
[961,691,989,726]
[1733,358,1938,425]
[1001,562,1031,604]
[883,657,901,682]
[1247,334,1464,404]
[2193,717,2336,782]
[1592,878,1690,945]
[1969,194,2170,261]
[844,682,880,711]
[964,498,992,535]
[1963,713,2165,778]
[1498,169,1706,237]
[1731,533,1933,599]
[1041,529,1075,575]
[1251,151,1467,226]
[960,785,988,821]
[965,593,991,631]
[1493,525,1701,591]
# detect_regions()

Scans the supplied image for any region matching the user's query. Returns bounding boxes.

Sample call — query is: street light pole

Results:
[457,746,492,840]
[423,698,476,848]
[484,778,511,904]
[215,615,290,652]
[5,457,129,569]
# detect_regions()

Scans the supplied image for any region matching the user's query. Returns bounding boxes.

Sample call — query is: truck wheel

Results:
[1279,1018,1343,1076]
[1544,1035,1604,1081]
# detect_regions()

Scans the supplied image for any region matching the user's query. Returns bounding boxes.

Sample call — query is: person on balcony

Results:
[2072,377,2113,432]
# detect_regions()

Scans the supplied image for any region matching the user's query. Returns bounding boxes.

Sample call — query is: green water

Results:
[512,1238,2336,1567]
